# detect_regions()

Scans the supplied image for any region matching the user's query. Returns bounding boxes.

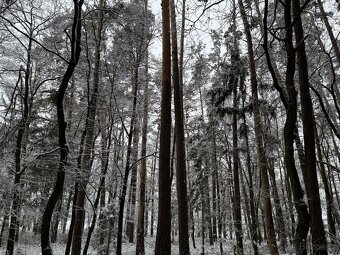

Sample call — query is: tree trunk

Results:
[41,1,84,254]
[65,129,86,255]
[6,35,32,255]
[169,0,190,253]
[116,62,140,255]
[136,27,150,254]
[243,116,259,255]
[292,0,328,253]
[238,1,279,254]
[154,0,172,251]
[231,49,243,254]
[71,1,103,254]
[268,160,287,252]
[315,126,336,240]
[262,0,310,253]
[126,117,140,243]
[51,198,62,243]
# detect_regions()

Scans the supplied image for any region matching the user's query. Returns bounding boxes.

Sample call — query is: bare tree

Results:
[41,0,84,254]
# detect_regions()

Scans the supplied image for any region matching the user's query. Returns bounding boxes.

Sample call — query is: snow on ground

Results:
[0,236,339,254]
[0,237,278,255]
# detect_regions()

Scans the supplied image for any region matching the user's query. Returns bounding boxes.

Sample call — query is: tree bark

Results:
[154,0,172,251]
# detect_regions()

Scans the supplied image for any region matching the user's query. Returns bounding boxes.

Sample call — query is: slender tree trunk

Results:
[51,198,62,243]
[6,35,32,255]
[150,130,158,237]
[292,0,328,253]
[238,1,278,254]
[243,116,259,255]
[268,160,287,252]
[169,0,190,253]
[41,1,84,254]
[62,190,72,235]
[126,117,140,243]
[71,1,103,254]
[315,126,336,240]
[116,63,140,255]
[231,59,243,255]
[65,129,86,255]
[136,30,150,255]
[262,0,310,253]
[84,110,111,255]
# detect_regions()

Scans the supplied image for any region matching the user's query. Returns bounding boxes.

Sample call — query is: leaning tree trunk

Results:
[41,1,84,254]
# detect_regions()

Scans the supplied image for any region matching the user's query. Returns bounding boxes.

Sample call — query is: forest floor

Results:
[0,235,339,254]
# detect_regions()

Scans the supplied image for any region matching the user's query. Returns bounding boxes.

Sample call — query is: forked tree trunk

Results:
[292,0,328,253]
[262,0,310,253]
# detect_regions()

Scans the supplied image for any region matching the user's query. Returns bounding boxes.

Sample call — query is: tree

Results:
[70,0,104,254]
[262,0,310,253]
[238,0,279,254]
[170,0,190,253]
[292,0,328,253]
[154,0,172,251]
[41,0,84,254]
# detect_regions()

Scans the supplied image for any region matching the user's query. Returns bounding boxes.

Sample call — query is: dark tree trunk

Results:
[262,0,310,253]
[6,35,32,255]
[238,0,279,253]
[154,0,172,251]
[169,0,190,253]
[126,118,140,243]
[71,1,104,253]
[41,1,84,254]
[292,0,328,253]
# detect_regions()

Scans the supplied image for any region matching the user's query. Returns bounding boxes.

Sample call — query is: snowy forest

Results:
[0,0,340,254]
